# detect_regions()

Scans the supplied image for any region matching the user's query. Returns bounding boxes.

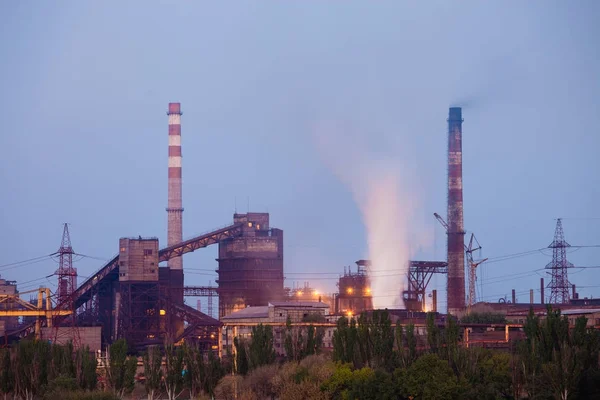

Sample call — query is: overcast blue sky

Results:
[1,1,599,312]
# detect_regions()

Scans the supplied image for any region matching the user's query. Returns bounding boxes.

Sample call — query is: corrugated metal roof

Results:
[561,308,600,315]
[269,301,329,308]
[221,306,269,320]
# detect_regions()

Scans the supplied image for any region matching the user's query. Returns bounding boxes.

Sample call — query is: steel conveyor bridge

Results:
[73,223,243,310]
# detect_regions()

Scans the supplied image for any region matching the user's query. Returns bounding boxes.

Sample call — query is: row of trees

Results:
[227,306,600,399]
[0,338,225,400]
[233,319,325,376]
[0,340,105,400]
[2,305,598,398]
[141,343,226,400]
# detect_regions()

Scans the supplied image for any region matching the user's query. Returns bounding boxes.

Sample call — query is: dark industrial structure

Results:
[403,261,447,312]
[335,260,373,315]
[41,104,284,350]
[447,107,466,314]
[5,103,597,355]
[216,212,284,318]
[68,214,281,349]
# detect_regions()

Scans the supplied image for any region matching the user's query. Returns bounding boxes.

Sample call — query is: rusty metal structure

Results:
[0,288,71,339]
[403,261,448,312]
[72,224,245,349]
[184,286,217,318]
[3,103,287,350]
[65,213,282,349]
[447,107,466,314]
[216,213,284,318]
[335,260,373,315]
[545,218,573,304]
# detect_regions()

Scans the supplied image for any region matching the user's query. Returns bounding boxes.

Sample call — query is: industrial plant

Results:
[0,104,597,355]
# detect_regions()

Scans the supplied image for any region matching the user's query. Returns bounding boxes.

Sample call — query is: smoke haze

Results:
[314,121,433,309]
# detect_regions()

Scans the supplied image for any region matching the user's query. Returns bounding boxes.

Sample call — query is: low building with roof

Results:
[220,300,337,356]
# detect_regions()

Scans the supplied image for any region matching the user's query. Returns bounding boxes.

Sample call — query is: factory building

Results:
[220,301,334,356]
[217,212,284,318]
[0,277,19,336]
[335,260,373,316]
[116,237,162,343]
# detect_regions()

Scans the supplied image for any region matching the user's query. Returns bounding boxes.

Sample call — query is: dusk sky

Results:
[1,1,599,312]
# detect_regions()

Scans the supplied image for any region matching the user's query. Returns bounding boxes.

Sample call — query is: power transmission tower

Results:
[56,223,77,304]
[52,223,81,348]
[545,218,573,304]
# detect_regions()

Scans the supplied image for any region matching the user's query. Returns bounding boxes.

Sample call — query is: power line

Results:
[0,256,54,273]
[0,254,55,271]
[74,253,110,262]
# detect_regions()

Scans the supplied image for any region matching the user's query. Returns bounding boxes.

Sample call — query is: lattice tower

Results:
[545,219,573,304]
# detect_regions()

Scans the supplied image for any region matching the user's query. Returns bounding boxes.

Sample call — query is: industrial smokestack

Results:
[432,290,438,313]
[447,107,466,314]
[541,278,545,304]
[167,103,183,270]
[512,289,516,304]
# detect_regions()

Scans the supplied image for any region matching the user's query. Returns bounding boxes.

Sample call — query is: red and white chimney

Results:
[167,102,183,270]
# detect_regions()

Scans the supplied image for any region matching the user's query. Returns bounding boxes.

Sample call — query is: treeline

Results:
[143,342,226,400]
[233,317,325,375]
[2,306,599,399]
[0,338,226,400]
[225,307,600,399]
[0,340,109,400]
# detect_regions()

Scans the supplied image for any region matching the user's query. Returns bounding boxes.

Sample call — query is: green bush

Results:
[46,374,78,392]
[43,389,120,400]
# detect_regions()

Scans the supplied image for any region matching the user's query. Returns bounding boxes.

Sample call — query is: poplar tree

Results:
[143,345,162,400]
[164,344,184,400]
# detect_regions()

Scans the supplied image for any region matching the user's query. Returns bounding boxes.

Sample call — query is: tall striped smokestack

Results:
[167,102,183,270]
[447,107,465,314]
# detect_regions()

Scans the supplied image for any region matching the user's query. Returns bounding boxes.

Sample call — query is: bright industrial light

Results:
[297,291,303,296]
[347,287,353,294]
[159,309,166,316]
[314,290,319,296]
[347,311,353,317]
[365,288,371,294]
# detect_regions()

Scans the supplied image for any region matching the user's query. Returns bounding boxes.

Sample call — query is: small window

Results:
[279,313,283,317]
[120,247,126,252]
[144,249,153,256]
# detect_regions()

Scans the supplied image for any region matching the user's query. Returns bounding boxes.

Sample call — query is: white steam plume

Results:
[314,120,432,309]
